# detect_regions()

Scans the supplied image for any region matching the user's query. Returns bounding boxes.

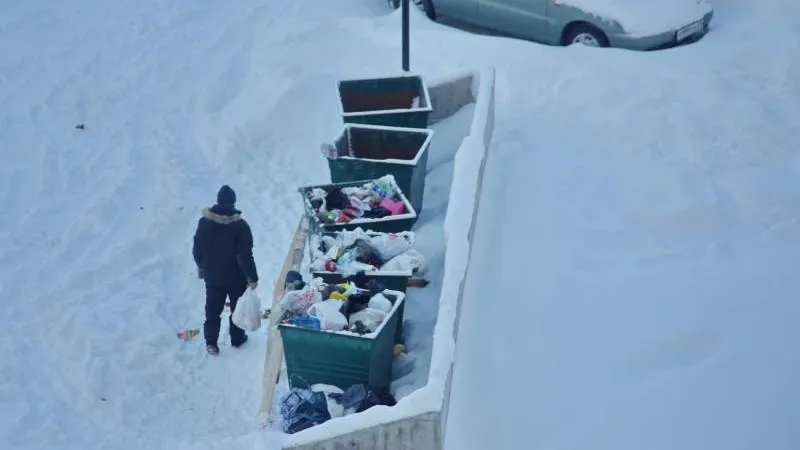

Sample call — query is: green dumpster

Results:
[279,290,406,391]
[326,124,433,214]
[310,272,408,345]
[338,75,432,128]
[298,175,418,235]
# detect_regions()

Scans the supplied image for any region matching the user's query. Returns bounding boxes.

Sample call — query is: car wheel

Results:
[564,24,608,47]
[419,0,437,20]
[389,0,436,21]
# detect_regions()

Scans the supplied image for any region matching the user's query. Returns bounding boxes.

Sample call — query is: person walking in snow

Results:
[192,185,259,355]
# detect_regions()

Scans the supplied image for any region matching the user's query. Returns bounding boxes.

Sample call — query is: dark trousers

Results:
[204,283,247,346]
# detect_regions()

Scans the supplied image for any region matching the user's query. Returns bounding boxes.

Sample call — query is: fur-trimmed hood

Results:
[201,207,242,225]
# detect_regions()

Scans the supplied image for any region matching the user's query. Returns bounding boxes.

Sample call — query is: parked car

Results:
[392,0,714,51]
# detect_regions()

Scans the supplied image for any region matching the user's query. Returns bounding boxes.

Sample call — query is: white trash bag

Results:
[232,288,262,332]
[368,293,393,314]
[307,300,348,331]
[382,248,428,276]
[370,233,413,260]
[310,383,345,419]
[281,284,323,314]
[348,307,387,333]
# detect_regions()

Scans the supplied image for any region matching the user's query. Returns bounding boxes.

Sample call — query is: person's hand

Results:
[248,281,258,290]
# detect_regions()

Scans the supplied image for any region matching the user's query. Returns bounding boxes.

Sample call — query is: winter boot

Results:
[231,334,248,349]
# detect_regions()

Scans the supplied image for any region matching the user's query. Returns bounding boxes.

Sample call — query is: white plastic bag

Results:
[337,228,372,249]
[307,300,348,331]
[310,383,345,419]
[349,307,387,333]
[281,286,322,315]
[382,248,428,276]
[232,288,262,332]
[368,293,393,313]
[370,233,413,260]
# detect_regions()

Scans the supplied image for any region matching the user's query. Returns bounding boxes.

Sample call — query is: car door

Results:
[434,0,480,24]
[476,0,550,42]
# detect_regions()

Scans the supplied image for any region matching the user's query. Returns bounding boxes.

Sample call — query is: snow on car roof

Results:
[561,0,713,36]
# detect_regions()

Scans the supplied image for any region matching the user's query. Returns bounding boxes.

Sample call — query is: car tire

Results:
[389,0,436,21]
[419,0,437,20]
[564,24,609,48]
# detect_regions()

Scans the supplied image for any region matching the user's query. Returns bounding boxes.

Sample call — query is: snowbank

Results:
[282,67,496,450]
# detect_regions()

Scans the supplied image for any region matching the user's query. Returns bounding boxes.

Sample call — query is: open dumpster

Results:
[338,74,432,129]
[278,289,406,391]
[307,228,428,294]
[299,175,418,236]
[325,124,433,214]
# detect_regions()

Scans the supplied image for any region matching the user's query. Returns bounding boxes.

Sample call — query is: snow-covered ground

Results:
[444,1,800,450]
[1,0,797,449]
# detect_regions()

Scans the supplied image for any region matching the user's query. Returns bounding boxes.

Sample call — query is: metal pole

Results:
[402,0,410,71]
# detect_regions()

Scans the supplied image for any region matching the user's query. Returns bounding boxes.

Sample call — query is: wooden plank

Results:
[259,217,309,415]
[407,278,430,288]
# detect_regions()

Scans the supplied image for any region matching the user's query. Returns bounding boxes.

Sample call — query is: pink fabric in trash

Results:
[380,198,406,215]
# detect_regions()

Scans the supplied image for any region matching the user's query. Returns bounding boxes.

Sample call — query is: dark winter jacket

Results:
[192,204,259,288]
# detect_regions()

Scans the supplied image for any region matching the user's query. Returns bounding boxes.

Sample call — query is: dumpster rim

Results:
[311,269,413,277]
[337,74,433,115]
[277,289,406,340]
[330,123,435,166]
[341,105,433,116]
[310,227,417,253]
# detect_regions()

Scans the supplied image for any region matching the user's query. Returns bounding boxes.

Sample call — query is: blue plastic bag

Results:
[279,387,332,434]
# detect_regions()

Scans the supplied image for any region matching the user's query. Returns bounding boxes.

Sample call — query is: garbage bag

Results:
[284,270,305,292]
[342,274,388,298]
[343,292,372,315]
[362,205,391,219]
[329,384,397,416]
[373,175,398,199]
[368,293,393,314]
[350,239,383,267]
[231,288,262,331]
[281,285,322,315]
[336,250,376,277]
[310,383,345,419]
[307,300,348,331]
[325,188,350,210]
[279,388,332,434]
[382,248,428,276]
[336,228,372,249]
[370,233,413,260]
[306,188,328,212]
[349,307,386,333]
[288,313,320,330]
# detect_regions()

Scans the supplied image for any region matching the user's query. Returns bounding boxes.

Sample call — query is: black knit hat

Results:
[217,185,236,206]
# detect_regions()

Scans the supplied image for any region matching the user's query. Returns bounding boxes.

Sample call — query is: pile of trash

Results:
[280,382,397,434]
[305,175,410,225]
[309,228,427,277]
[279,272,399,335]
